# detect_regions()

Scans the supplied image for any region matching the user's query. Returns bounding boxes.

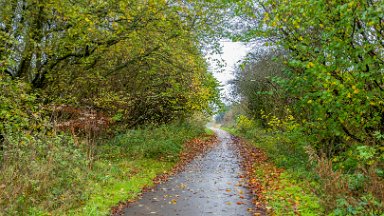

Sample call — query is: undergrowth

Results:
[227,126,323,215]
[0,121,206,215]
[226,115,384,215]
[71,122,205,215]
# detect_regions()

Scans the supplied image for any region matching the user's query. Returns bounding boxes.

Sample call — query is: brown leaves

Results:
[111,134,218,215]
[231,136,282,215]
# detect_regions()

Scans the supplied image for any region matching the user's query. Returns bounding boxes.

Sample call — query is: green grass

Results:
[254,164,323,215]
[0,121,207,216]
[204,127,215,135]
[65,122,206,215]
[70,159,174,216]
[99,122,204,161]
[224,126,324,215]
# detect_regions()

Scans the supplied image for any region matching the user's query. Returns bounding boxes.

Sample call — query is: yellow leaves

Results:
[352,85,359,94]
[367,21,375,27]
[298,36,304,41]
[348,2,355,8]
[263,13,270,22]
[292,19,301,29]
[306,62,315,68]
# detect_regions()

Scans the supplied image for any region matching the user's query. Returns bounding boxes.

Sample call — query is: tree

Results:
[235,0,384,154]
[231,47,287,124]
[0,0,226,126]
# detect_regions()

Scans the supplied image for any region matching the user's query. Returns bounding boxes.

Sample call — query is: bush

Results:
[236,115,256,133]
[100,121,205,161]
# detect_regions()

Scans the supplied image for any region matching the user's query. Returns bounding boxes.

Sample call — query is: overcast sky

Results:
[208,41,251,103]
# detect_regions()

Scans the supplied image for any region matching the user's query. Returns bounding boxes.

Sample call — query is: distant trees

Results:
[232,48,287,125]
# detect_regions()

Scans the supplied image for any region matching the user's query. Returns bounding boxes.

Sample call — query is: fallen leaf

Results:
[169,199,177,205]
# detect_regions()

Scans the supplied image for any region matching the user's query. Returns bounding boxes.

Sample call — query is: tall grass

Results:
[228,123,384,215]
[100,122,204,161]
[0,133,88,215]
[0,120,206,215]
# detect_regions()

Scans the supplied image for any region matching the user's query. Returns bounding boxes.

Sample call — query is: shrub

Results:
[101,121,205,162]
[236,115,256,133]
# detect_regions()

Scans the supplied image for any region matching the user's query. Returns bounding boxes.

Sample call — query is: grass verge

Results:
[227,127,324,215]
[0,121,211,216]
[69,122,210,216]
[70,159,174,216]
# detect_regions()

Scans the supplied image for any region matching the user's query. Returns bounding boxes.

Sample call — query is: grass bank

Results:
[226,122,384,215]
[71,122,207,216]
[0,121,209,216]
[225,126,324,215]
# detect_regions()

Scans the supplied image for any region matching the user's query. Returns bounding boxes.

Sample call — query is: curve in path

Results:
[120,128,252,216]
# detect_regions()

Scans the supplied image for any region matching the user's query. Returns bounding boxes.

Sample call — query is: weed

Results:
[0,120,206,215]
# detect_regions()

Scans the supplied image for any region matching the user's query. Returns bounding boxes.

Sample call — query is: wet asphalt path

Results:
[121,128,252,216]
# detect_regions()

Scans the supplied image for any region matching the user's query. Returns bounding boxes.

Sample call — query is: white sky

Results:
[208,41,251,103]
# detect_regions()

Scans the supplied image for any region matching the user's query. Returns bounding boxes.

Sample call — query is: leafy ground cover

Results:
[228,128,324,215]
[226,120,384,215]
[73,123,217,216]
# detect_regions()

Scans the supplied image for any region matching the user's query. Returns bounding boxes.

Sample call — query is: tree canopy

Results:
[0,0,229,128]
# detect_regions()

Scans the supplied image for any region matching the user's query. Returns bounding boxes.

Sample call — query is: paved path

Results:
[121,128,252,216]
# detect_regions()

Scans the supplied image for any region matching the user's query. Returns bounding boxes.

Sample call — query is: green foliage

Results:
[226,121,323,215]
[261,171,323,215]
[70,121,206,215]
[0,75,37,134]
[232,48,289,123]
[0,133,88,215]
[100,122,205,161]
[0,1,225,214]
[71,159,174,216]
[236,115,256,133]
[232,121,312,177]
[241,0,384,156]
[0,120,206,215]
[0,0,224,126]
[232,0,384,214]
[227,115,384,215]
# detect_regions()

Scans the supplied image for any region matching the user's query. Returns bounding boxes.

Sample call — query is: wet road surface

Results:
[121,128,252,216]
